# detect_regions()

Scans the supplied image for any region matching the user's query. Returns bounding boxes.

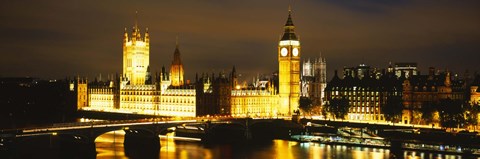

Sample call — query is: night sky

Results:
[1,1,479,82]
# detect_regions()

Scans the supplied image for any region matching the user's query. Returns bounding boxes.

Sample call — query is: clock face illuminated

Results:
[292,48,299,56]
[280,48,288,56]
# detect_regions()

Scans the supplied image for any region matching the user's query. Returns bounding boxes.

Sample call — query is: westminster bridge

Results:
[1,117,479,158]
[0,117,302,158]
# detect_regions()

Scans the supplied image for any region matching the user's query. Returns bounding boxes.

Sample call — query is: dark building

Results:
[0,77,76,129]
[195,72,232,116]
[325,67,403,122]
[402,68,466,124]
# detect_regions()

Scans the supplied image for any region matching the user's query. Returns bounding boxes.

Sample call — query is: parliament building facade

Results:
[76,10,302,117]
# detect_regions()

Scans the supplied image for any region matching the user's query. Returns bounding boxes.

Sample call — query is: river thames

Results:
[95,130,467,159]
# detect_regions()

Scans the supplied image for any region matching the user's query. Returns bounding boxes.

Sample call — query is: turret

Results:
[123,28,128,46]
[231,66,238,88]
[445,70,451,87]
[145,28,149,45]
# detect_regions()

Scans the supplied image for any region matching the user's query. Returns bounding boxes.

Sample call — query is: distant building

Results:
[343,63,380,80]
[470,75,480,105]
[394,62,418,78]
[0,77,77,128]
[301,56,327,106]
[326,63,468,124]
[402,67,466,124]
[325,66,403,122]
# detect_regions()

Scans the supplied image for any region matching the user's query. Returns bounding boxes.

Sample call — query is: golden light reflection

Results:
[95,130,126,159]
[204,148,213,159]
[352,149,366,159]
[160,132,176,154]
[180,149,189,159]
[273,140,297,159]
[370,151,386,159]
[92,130,398,159]
[309,143,323,159]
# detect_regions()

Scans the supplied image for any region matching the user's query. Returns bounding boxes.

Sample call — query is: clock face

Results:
[280,48,288,56]
[292,48,299,56]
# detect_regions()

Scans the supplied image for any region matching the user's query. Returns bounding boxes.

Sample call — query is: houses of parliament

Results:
[73,8,479,125]
[75,9,327,117]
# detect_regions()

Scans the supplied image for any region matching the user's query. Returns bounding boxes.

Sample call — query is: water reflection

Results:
[95,130,127,159]
[94,131,466,159]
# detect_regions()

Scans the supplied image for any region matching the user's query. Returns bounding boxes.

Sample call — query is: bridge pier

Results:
[389,140,404,159]
[123,129,160,159]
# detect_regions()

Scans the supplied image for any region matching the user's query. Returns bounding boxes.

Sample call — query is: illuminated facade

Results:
[278,9,301,116]
[195,69,279,117]
[123,22,150,85]
[78,20,196,117]
[76,77,88,110]
[78,10,308,117]
[231,88,278,117]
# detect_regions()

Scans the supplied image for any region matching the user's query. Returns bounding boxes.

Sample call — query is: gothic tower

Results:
[278,8,301,115]
[76,77,88,110]
[319,56,327,106]
[170,38,185,86]
[123,13,150,85]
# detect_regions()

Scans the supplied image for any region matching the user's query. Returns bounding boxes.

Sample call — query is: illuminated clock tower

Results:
[278,8,301,116]
[123,17,150,85]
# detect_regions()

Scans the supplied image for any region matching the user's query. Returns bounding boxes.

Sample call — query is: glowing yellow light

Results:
[124,127,129,130]
[52,132,57,136]
[279,40,300,46]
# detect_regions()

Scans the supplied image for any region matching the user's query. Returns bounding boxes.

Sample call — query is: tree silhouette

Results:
[420,101,436,124]
[437,98,464,129]
[299,97,313,116]
[381,95,404,123]
[326,96,350,119]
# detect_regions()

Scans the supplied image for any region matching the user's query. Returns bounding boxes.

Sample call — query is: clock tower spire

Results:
[278,7,301,116]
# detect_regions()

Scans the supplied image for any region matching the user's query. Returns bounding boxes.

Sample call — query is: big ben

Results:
[278,8,300,116]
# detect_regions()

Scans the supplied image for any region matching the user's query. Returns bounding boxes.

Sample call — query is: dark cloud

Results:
[0,0,479,82]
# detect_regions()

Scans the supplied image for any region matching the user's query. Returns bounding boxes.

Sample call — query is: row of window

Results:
[122,97,156,102]
[122,91,158,95]
[347,96,380,101]
[233,107,273,114]
[91,89,113,94]
[120,105,195,112]
[90,95,113,101]
[231,98,274,105]
[90,102,113,108]
[331,91,382,96]
[348,114,384,121]
[161,97,195,104]
[350,107,379,113]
